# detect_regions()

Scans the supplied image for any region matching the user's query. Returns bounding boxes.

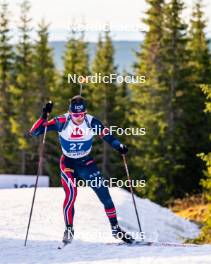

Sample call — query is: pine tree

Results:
[188,0,211,84]
[130,0,169,203]
[115,71,130,133]
[59,31,89,113]
[0,0,16,173]
[32,20,59,181]
[160,0,192,198]
[131,0,208,203]
[33,20,57,110]
[91,31,119,178]
[196,85,211,243]
[189,1,211,243]
[111,73,133,182]
[182,0,211,198]
[138,0,210,202]
[10,0,34,174]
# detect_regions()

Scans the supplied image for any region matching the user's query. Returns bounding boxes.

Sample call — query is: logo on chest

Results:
[70,127,83,139]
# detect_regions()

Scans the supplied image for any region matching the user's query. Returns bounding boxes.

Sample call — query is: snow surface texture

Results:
[0,187,211,264]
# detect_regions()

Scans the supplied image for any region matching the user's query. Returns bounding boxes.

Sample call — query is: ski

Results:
[105,240,151,246]
[148,241,201,247]
[57,240,201,249]
[106,241,201,247]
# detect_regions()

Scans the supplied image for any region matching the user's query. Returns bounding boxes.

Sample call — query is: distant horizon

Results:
[49,40,141,73]
[49,39,142,43]
[48,39,211,74]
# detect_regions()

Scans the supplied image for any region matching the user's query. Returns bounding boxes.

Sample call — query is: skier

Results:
[30,95,134,245]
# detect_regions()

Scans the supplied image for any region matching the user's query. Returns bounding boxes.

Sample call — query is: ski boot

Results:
[111,224,135,244]
[62,225,74,245]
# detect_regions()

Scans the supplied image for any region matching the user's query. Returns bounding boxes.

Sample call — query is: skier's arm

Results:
[29,117,65,136]
[29,101,66,136]
[91,117,128,154]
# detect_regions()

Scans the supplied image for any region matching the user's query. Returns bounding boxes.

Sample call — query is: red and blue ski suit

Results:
[30,113,122,227]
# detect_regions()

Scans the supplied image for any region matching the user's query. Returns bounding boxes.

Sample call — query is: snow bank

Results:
[0,187,210,264]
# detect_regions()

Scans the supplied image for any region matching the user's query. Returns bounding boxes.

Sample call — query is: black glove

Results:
[118,144,128,154]
[41,101,53,119]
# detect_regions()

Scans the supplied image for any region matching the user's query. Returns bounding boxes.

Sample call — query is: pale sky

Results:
[8,0,211,42]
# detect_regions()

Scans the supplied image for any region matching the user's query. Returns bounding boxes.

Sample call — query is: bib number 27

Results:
[69,143,84,151]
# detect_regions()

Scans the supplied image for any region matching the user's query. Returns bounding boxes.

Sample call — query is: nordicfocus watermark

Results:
[109,126,146,136]
[70,23,146,33]
[80,230,147,241]
[70,176,146,189]
[67,73,146,84]
[79,230,158,242]
[69,126,146,136]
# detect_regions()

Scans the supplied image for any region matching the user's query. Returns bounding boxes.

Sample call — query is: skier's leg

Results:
[60,155,77,228]
[77,157,134,243]
[92,182,118,226]
[77,157,118,226]
[91,180,134,243]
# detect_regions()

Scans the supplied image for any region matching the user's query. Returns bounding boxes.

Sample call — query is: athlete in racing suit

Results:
[29,95,134,244]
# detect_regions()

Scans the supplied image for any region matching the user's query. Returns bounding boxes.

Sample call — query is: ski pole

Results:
[79,83,83,96]
[79,77,87,96]
[122,154,142,233]
[24,103,52,246]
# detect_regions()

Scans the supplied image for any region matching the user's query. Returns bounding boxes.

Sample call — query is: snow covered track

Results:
[0,187,211,264]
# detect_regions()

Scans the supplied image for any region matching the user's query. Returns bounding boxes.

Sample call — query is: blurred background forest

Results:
[0,0,210,242]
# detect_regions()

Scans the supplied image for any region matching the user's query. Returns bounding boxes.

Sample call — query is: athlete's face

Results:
[70,112,86,124]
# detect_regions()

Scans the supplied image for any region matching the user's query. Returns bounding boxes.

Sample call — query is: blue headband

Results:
[69,101,86,113]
